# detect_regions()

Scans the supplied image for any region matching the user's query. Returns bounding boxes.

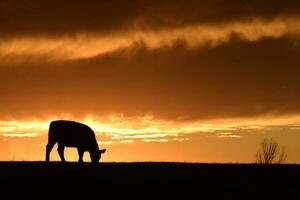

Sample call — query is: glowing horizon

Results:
[2,113,300,138]
[1,114,300,163]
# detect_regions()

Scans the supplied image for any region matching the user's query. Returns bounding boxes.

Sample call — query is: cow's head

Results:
[91,148,106,163]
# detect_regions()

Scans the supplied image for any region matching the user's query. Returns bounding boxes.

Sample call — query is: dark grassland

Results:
[1,162,299,199]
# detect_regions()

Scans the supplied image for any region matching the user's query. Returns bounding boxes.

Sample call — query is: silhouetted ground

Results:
[1,162,299,199]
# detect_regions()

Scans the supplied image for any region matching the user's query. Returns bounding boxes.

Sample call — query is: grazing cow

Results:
[46,120,106,163]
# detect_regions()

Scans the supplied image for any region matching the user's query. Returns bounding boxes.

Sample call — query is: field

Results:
[1,162,299,199]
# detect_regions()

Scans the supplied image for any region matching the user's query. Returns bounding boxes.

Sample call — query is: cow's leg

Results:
[46,142,55,162]
[77,148,84,163]
[57,144,66,162]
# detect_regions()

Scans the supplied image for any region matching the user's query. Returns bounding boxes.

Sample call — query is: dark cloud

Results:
[0,0,299,37]
[1,37,300,120]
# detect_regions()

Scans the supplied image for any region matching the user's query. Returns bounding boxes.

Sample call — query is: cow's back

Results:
[48,120,97,149]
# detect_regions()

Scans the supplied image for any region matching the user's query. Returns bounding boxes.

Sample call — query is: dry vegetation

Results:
[256,138,287,164]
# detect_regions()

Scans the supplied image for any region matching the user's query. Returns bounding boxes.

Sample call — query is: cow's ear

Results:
[100,149,106,154]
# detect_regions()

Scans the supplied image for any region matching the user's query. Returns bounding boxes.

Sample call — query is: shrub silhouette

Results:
[256,138,287,164]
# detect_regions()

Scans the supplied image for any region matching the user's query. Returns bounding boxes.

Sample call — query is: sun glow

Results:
[1,114,300,143]
[1,115,300,162]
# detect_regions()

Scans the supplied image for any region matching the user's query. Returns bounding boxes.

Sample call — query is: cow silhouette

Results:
[45,120,106,163]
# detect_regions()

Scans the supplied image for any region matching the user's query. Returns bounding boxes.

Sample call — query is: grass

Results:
[1,161,299,199]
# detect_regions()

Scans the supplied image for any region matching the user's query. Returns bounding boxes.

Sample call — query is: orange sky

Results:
[1,115,300,163]
[0,0,300,163]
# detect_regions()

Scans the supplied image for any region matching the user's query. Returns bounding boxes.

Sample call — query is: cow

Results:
[45,120,106,163]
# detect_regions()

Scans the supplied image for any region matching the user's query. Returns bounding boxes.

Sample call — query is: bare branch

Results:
[256,138,287,164]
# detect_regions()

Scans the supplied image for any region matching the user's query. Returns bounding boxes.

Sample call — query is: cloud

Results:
[0,0,299,38]
[0,0,300,121]
[0,133,37,137]
[172,138,190,142]
[97,141,113,145]
[1,36,300,121]
[1,114,300,141]
[119,140,134,144]
[217,135,241,138]
[217,132,241,138]
[0,17,299,60]
[144,139,169,143]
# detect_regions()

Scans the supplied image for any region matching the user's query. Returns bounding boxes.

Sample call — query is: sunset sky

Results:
[0,0,300,163]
